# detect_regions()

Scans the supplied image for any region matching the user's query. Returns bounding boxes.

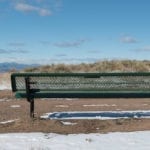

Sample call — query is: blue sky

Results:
[0,0,150,64]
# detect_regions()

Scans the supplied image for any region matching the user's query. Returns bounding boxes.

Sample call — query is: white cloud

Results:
[55,54,67,57]
[88,50,100,54]
[120,36,138,43]
[54,0,63,11]
[8,42,25,47]
[39,8,51,16]
[0,57,101,65]
[15,3,35,12]
[0,0,63,16]
[134,46,150,52]
[0,49,28,54]
[40,40,51,45]
[54,39,88,48]
[14,3,51,16]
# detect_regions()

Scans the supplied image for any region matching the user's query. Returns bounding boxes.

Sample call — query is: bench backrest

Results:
[11,72,150,92]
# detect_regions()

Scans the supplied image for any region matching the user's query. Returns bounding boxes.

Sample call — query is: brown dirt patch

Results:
[1,90,150,134]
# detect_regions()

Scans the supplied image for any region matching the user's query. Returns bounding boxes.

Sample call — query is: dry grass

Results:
[23,60,150,73]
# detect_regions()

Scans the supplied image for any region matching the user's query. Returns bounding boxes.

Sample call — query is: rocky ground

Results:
[1,90,150,134]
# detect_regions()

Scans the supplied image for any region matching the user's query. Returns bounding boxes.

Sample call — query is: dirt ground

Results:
[1,90,150,134]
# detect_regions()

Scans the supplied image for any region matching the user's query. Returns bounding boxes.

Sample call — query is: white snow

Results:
[0,99,6,102]
[41,110,150,120]
[0,84,11,90]
[0,131,150,150]
[0,119,19,125]
[0,73,11,90]
[55,105,69,108]
[142,104,148,106]
[0,82,11,90]
[0,98,11,102]
[61,121,77,125]
[83,104,117,107]
[10,105,21,108]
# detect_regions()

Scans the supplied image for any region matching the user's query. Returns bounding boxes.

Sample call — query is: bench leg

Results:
[25,77,35,118]
[30,98,34,118]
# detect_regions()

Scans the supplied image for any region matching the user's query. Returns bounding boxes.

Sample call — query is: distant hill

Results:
[0,62,39,73]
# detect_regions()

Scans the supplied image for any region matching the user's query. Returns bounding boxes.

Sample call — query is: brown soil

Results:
[1,90,150,134]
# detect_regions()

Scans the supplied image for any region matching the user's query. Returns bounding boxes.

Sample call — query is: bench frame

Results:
[11,72,150,118]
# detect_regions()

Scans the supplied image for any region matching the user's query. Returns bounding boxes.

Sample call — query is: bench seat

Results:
[15,90,150,98]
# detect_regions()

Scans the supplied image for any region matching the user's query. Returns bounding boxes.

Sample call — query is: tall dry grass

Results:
[23,60,150,73]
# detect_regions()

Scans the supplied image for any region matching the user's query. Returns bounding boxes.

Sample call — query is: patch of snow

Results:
[0,98,11,102]
[0,99,5,102]
[41,98,78,101]
[0,73,11,90]
[0,82,11,90]
[41,110,150,120]
[10,105,21,108]
[0,119,19,125]
[41,112,54,119]
[142,104,148,106]
[56,105,69,108]
[83,104,117,107]
[116,109,122,111]
[66,98,78,100]
[0,85,11,90]
[61,121,77,125]
[0,131,150,150]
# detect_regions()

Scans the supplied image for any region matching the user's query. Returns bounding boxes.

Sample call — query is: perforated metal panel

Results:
[11,73,150,92]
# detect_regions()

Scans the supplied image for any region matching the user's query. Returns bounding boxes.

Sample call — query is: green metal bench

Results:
[11,72,150,118]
